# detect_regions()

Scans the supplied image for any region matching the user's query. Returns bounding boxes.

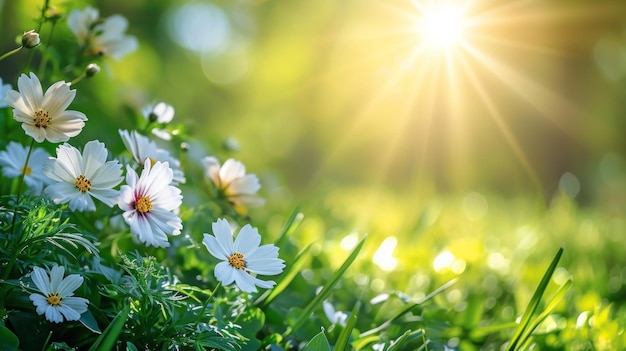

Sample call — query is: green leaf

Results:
[79,310,102,334]
[303,329,331,351]
[517,278,572,347]
[287,235,367,334]
[360,278,457,337]
[275,205,303,248]
[126,342,139,351]
[505,247,564,351]
[88,302,131,351]
[334,302,359,351]
[0,326,19,351]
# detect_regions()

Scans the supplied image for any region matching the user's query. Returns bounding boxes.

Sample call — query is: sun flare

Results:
[417,1,470,51]
[419,4,466,49]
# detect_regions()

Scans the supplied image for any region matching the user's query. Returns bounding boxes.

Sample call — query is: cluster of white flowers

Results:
[0,4,285,325]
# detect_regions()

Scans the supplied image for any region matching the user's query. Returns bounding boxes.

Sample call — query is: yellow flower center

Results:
[46,292,62,306]
[148,157,157,167]
[136,195,153,213]
[21,166,32,175]
[34,110,50,128]
[227,252,246,270]
[74,175,91,192]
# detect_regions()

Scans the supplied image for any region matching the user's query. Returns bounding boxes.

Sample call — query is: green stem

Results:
[36,0,50,33]
[9,138,35,237]
[0,46,23,62]
[37,20,57,78]
[193,281,221,329]
[69,72,87,86]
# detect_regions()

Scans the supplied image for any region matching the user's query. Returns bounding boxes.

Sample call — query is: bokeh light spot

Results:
[373,236,399,271]
[463,192,488,221]
[433,250,455,272]
[167,3,231,54]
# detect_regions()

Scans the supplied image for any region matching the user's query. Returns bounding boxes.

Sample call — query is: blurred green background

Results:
[2,1,626,346]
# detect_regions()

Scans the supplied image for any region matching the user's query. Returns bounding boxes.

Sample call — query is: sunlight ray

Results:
[457,54,544,195]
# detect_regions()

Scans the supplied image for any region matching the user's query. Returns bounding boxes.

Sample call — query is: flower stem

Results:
[37,20,57,78]
[193,281,221,329]
[9,139,36,237]
[0,46,23,62]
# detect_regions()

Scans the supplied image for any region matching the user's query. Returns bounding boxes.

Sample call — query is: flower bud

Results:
[22,30,40,48]
[85,63,100,77]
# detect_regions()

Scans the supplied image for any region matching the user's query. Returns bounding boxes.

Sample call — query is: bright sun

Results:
[417,2,468,50]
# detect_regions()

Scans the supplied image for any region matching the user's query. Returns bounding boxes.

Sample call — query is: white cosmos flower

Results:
[0,141,52,195]
[203,218,285,293]
[29,265,89,323]
[119,129,185,184]
[143,102,175,124]
[203,157,264,215]
[4,72,87,143]
[142,102,175,140]
[119,159,183,248]
[43,140,123,212]
[0,76,11,108]
[67,6,138,59]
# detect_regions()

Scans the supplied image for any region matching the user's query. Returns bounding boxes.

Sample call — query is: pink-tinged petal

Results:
[214,262,236,285]
[31,267,51,295]
[118,185,136,211]
[212,219,235,254]
[42,81,74,116]
[203,234,229,260]
[233,224,261,256]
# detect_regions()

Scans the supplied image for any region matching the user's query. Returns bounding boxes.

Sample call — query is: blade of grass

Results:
[255,243,312,307]
[518,278,572,347]
[88,302,131,351]
[359,278,457,337]
[275,205,303,248]
[285,235,367,336]
[505,247,564,351]
[334,302,360,351]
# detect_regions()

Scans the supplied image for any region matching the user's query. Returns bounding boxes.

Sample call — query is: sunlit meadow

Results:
[1,0,626,350]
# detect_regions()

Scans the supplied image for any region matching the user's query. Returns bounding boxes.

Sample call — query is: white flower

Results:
[0,76,11,108]
[43,140,123,212]
[3,72,87,143]
[142,102,175,140]
[0,141,51,195]
[143,102,175,124]
[68,6,138,59]
[119,129,185,184]
[323,301,348,326]
[203,218,285,293]
[203,157,264,215]
[29,265,89,323]
[118,159,183,248]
